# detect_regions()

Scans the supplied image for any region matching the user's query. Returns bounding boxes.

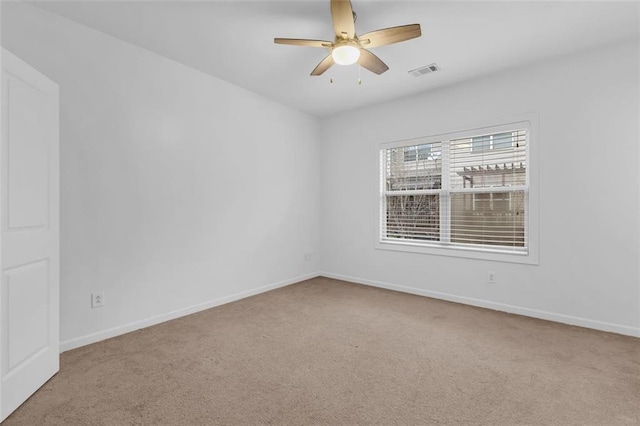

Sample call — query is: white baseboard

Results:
[319,272,640,338]
[60,272,321,352]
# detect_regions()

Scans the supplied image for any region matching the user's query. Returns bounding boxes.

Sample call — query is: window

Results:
[379,120,534,262]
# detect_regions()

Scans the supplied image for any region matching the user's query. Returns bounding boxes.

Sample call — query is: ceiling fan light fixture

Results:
[332,44,360,65]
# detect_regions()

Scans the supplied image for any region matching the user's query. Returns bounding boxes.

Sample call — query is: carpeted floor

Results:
[4,277,640,425]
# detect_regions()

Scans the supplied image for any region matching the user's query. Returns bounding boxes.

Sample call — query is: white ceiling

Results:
[32,1,639,117]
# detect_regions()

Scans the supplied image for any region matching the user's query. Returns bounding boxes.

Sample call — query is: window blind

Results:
[449,130,527,249]
[384,142,442,241]
[381,128,528,254]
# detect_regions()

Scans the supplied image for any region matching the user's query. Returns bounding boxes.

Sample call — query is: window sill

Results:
[375,239,539,265]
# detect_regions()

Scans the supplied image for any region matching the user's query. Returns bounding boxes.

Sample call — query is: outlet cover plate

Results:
[91,292,104,308]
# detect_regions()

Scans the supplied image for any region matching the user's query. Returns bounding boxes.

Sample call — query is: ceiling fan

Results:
[274,0,421,76]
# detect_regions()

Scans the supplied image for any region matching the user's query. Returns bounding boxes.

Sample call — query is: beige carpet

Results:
[4,277,640,425]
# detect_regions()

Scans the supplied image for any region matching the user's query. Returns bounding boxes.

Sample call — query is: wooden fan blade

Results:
[331,0,355,39]
[359,24,422,48]
[274,38,333,48]
[311,54,335,76]
[359,49,389,75]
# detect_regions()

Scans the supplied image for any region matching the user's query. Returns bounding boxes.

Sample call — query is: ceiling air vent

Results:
[409,63,440,77]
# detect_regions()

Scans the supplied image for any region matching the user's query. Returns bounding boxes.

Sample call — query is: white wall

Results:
[320,40,640,336]
[2,3,321,350]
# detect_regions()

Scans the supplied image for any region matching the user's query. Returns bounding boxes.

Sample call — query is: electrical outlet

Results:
[91,292,104,308]
[304,252,312,262]
[487,272,496,284]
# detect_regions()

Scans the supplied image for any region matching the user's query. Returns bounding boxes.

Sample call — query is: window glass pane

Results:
[417,144,431,160]
[450,130,526,189]
[493,132,513,150]
[403,143,432,162]
[385,194,440,241]
[451,190,525,247]
[386,142,442,191]
[471,135,490,152]
[403,146,416,162]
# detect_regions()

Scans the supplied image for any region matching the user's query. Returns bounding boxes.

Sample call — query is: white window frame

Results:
[376,115,539,265]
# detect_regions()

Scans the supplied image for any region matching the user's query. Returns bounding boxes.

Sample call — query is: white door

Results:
[0,49,60,422]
